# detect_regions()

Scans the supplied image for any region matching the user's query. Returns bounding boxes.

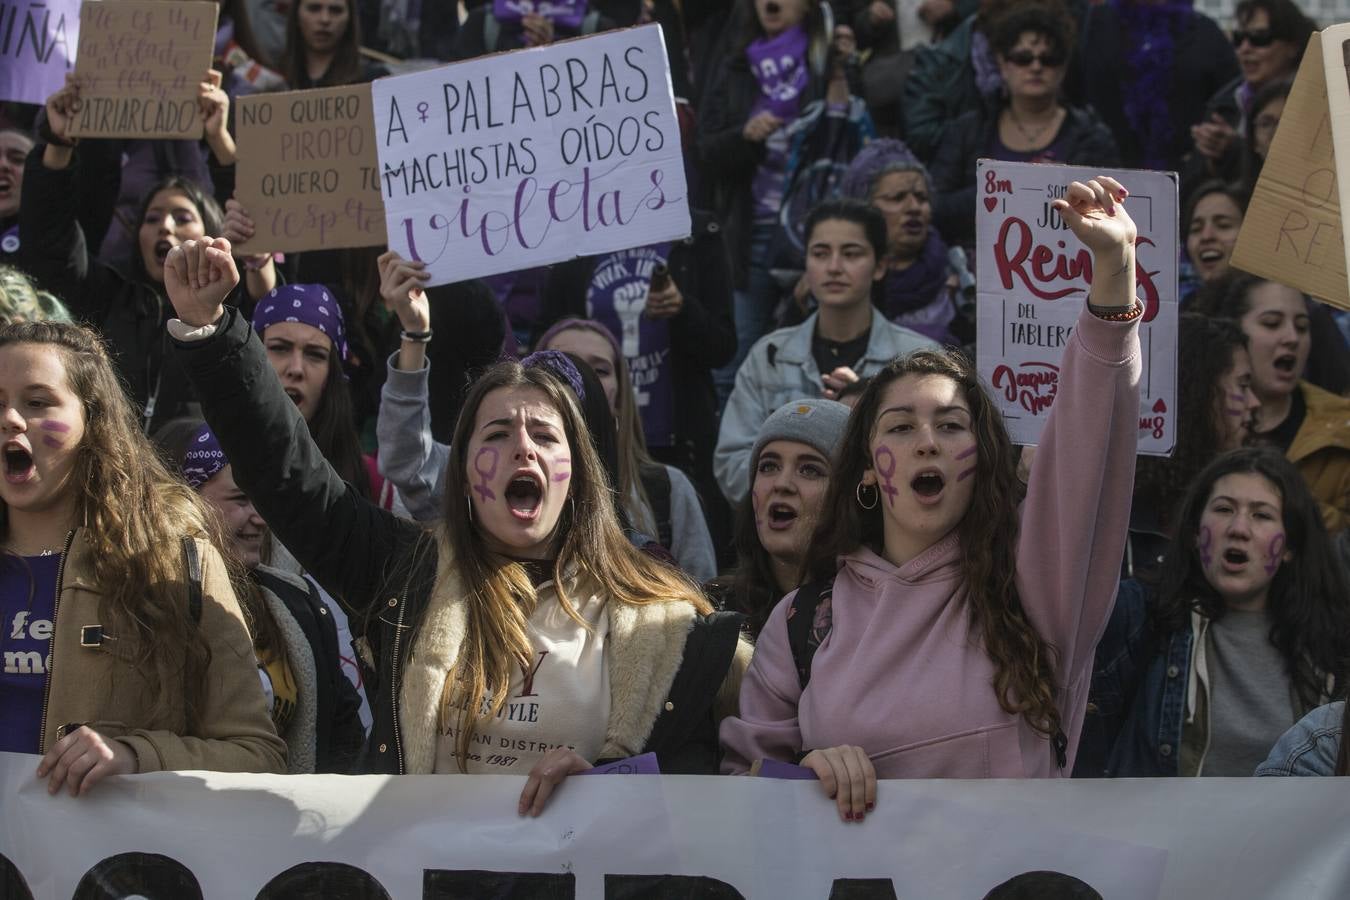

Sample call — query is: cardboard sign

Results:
[68,0,217,139]
[234,84,387,254]
[1321,23,1350,309]
[371,24,691,286]
[1231,35,1349,311]
[0,0,78,105]
[975,160,1178,455]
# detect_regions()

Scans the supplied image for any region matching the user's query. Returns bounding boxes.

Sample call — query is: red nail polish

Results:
[845,812,854,821]
[1108,208,1116,216]
[857,813,865,822]
[866,802,875,811]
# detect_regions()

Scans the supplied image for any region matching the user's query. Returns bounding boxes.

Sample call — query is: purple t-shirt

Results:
[0,554,61,754]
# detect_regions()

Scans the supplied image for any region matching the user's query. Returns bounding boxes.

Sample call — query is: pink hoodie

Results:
[720,309,1142,778]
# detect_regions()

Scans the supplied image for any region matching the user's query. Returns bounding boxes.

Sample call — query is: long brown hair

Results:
[0,323,219,729]
[803,349,1063,740]
[434,361,710,770]
[280,0,363,88]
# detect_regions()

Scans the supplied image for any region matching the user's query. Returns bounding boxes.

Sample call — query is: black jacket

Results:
[930,102,1121,249]
[174,308,744,775]
[252,565,368,773]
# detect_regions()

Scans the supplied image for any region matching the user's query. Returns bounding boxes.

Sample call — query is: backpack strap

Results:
[181,537,202,624]
[786,575,835,691]
[639,462,674,549]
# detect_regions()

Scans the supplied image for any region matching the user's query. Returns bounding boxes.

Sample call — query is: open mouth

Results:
[3,443,33,483]
[1221,548,1249,570]
[911,470,945,503]
[283,387,304,407]
[1197,249,1224,264]
[153,239,173,265]
[767,502,798,530]
[505,473,543,520]
[0,176,12,198]
[764,0,781,13]
[1272,353,1299,375]
[901,219,925,234]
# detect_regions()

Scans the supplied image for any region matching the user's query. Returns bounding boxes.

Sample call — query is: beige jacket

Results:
[41,530,287,774]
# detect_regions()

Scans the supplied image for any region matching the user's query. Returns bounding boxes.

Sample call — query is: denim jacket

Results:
[1256,702,1343,777]
[713,309,936,503]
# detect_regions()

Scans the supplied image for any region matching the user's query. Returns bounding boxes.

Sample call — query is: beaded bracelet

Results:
[1087,300,1144,322]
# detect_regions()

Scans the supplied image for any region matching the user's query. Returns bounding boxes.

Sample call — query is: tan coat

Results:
[1289,382,1350,534]
[41,530,287,774]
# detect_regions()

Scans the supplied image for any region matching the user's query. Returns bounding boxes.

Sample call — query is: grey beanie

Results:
[751,399,852,471]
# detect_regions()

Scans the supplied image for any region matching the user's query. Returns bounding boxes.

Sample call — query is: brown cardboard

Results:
[68,0,217,139]
[1231,35,1350,311]
[1321,24,1350,304]
[234,83,387,253]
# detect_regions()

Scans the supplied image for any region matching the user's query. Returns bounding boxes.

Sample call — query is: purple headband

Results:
[252,284,349,363]
[522,349,586,402]
[182,423,227,490]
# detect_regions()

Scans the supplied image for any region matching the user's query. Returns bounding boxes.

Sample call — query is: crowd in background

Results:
[1,0,1349,834]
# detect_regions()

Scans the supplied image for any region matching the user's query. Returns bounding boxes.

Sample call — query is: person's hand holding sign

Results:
[222,198,276,301]
[37,726,137,797]
[164,238,240,328]
[644,280,684,319]
[1050,175,1137,311]
[522,13,555,46]
[379,250,432,372]
[200,70,235,165]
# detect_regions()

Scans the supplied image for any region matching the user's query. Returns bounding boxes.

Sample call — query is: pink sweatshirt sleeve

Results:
[1015,308,1142,682]
[718,593,805,774]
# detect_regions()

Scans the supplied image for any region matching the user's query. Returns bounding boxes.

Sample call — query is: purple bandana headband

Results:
[182,423,227,490]
[252,284,349,363]
[522,349,586,402]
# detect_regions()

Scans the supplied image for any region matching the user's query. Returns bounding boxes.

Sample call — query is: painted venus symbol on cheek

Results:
[473,447,499,502]
[39,420,70,449]
[1198,526,1213,569]
[1264,533,1286,577]
[956,444,976,482]
[1225,393,1248,417]
[874,447,898,507]
[552,457,571,482]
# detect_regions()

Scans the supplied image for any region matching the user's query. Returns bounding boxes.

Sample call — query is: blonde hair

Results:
[434,361,708,770]
[0,266,72,326]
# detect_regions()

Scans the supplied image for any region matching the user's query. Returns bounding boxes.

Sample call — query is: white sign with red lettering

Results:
[975,160,1178,455]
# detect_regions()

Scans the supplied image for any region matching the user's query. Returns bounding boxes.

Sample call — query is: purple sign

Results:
[0,0,79,106]
[492,0,586,29]
[576,752,661,775]
[751,759,818,780]
[586,243,675,448]
[746,24,809,120]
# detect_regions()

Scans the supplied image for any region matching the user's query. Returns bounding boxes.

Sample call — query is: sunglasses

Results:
[1231,28,1276,48]
[1005,49,1066,68]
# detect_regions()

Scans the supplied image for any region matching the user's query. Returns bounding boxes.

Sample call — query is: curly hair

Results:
[1133,314,1249,533]
[0,322,222,729]
[987,2,1077,58]
[803,348,1063,740]
[1151,447,1350,709]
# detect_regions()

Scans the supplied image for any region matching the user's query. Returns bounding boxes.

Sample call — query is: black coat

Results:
[174,308,743,775]
[252,566,368,773]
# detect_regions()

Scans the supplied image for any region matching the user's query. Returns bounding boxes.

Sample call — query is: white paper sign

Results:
[975,160,1178,455]
[8,753,1350,898]
[370,24,690,286]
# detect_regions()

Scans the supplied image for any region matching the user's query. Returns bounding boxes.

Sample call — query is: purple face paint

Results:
[957,466,976,482]
[41,435,64,449]
[472,448,499,502]
[552,457,571,483]
[874,447,898,507]
[1225,393,1248,417]
[1198,526,1213,569]
[39,421,70,433]
[1264,533,1286,578]
[956,444,976,481]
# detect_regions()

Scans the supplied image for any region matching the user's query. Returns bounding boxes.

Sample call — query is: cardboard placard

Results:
[371,24,690,286]
[975,160,1178,455]
[1231,34,1349,311]
[68,0,217,139]
[234,84,387,254]
[1321,23,1350,307]
[0,0,79,105]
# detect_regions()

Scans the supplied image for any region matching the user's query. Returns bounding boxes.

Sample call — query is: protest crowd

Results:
[3,0,1350,891]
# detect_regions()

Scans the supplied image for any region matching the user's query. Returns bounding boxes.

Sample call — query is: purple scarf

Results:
[881,230,954,344]
[747,25,810,120]
[1113,0,1194,169]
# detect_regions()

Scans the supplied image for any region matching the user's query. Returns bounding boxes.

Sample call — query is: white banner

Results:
[975,160,1178,455]
[4,752,1350,898]
[370,25,690,286]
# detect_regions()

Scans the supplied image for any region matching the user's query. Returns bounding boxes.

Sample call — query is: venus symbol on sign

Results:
[417,102,429,123]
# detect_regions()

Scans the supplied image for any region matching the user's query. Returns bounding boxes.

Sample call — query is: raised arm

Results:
[1015,176,1142,679]
[164,238,420,611]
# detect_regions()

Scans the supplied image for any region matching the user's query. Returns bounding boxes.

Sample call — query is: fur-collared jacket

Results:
[173,307,750,775]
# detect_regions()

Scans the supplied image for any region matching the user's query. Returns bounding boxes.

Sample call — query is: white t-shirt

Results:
[434,590,611,775]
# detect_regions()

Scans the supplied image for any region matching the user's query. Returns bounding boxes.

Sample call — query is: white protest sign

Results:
[0,0,78,106]
[975,160,1178,455]
[370,24,690,286]
[8,753,1350,898]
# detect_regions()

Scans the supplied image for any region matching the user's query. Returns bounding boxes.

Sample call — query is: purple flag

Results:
[492,0,586,29]
[586,244,676,448]
[745,24,809,120]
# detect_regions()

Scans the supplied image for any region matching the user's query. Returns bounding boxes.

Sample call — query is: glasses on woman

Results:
[1231,28,1276,48]
[1005,49,1066,68]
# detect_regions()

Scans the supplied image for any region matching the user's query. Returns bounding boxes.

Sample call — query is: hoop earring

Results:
[855,481,879,510]
[466,500,474,523]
